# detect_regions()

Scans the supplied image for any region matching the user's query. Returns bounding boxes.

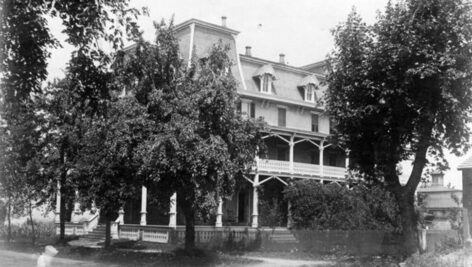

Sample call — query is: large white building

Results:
[57,17,348,242]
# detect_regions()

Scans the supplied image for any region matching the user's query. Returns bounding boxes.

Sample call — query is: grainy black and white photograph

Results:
[1,0,472,266]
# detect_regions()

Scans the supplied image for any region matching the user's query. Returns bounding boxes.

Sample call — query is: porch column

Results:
[251,174,259,228]
[169,192,177,228]
[319,141,325,177]
[71,190,81,223]
[215,197,223,227]
[140,186,147,226]
[55,181,60,223]
[118,207,125,224]
[91,200,97,214]
[345,150,350,168]
[289,135,294,173]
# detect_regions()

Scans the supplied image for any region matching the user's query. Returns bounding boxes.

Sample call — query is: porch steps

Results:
[266,228,299,244]
[81,224,106,241]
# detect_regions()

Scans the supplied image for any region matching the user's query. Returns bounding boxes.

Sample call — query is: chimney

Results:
[279,53,285,64]
[245,46,252,56]
[221,16,227,27]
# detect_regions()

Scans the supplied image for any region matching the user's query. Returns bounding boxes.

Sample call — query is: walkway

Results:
[243,256,334,266]
[0,249,110,267]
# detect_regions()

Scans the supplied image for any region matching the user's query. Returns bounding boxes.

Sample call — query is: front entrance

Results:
[238,191,247,223]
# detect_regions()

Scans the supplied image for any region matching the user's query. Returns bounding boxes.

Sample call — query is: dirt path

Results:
[242,256,334,266]
[0,249,111,267]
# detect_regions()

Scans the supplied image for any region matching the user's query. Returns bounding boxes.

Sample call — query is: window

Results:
[311,114,319,132]
[278,108,286,127]
[261,74,271,93]
[305,84,317,102]
[250,102,256,119]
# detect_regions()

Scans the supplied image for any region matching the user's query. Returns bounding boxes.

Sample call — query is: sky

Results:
[45,0,469,189]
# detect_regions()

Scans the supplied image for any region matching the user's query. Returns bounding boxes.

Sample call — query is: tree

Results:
[0,101,47,243]
[75,96,153,248]
[115,21,265,250]
[0,0,144,242]
[326,0,472,253]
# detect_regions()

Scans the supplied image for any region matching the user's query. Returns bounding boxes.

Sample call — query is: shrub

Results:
[284,180,401,230]
[0,220,56,242]
[404,251,464,267]
[258,198,284,227]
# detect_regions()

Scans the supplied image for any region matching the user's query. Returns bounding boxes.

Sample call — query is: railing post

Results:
[320,141,325,177]
[140,186,147,226]
[169,193,177,228]
[71,190,82,223]
[118,207,125,225]
[215,197,223,228]
[255,154,260,171]
[251,174,259,228]
[345,153,350,169]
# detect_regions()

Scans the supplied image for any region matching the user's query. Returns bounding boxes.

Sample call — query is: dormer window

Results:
[254,64,276,94]
[298,75,321,103]
[305,84,317,102]
[261,74,272,93]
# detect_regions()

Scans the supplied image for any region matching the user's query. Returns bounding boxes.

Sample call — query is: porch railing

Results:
[257,159,346,179]
[258,159,290,173]
[324,166,347,178]
[293,162,320,176]
[117,225,257,244]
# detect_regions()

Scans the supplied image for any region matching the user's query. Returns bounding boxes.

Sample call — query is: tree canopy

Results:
[113,21,266,250]
[326,0,472,253]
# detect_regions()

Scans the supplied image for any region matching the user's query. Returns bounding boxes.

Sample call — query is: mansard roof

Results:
[239,54,327,106]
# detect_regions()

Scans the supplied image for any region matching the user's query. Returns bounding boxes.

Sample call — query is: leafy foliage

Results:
[0,0,145,243]
[326,0,472,252]
[113,20,266,249]
[284,180,400,231]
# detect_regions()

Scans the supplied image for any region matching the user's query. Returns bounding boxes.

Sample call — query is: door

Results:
[238,191,246,223]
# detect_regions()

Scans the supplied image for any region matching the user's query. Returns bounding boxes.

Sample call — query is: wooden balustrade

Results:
[257,159,345,179]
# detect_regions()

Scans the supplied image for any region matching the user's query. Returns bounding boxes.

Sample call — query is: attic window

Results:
[305,84,317,103]
[260,74,272,93]
[254,64,276,94]
[298,75,321,103]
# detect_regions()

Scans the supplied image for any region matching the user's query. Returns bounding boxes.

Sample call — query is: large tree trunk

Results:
[180,199,196,251]
[59,171,66,242]
[393,188,418,254]
[59,147,67,242]
[105,219,111,248]
[390,130,430,255]
[29,201,35,245]
[7,196,11,242]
